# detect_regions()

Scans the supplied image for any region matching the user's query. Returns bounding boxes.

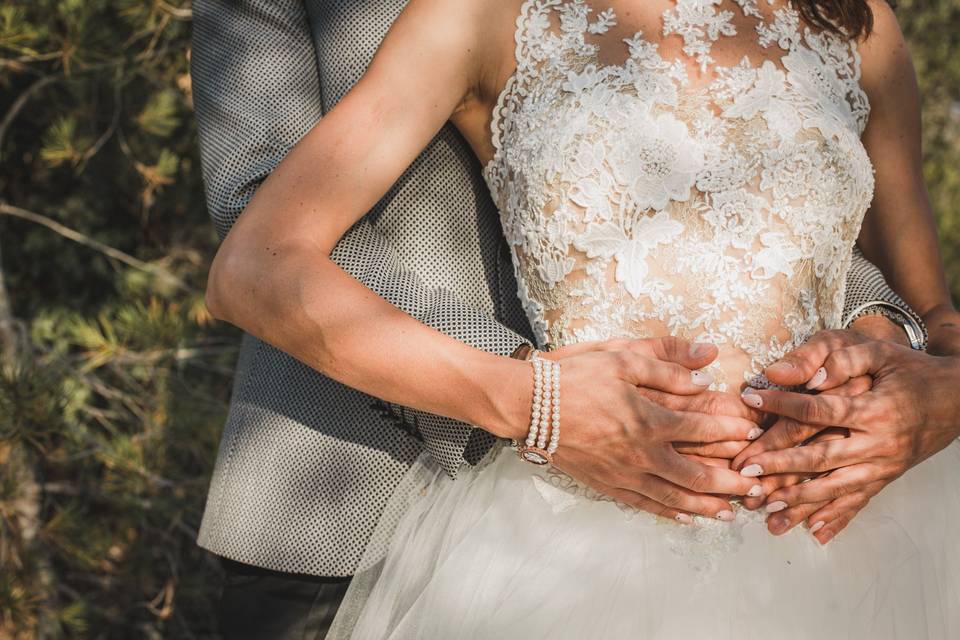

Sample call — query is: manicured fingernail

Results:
[769,515,789,534]
[741,389,763,408]
[765,500,788,513]
[766,361,796,376]
[809,520,825,534]
[716,510,735,522]
[675,513,694,525]
[746,427,763,440]
[691,370,714,386]
[740,464,763,477]
[690,342,714,359]
[806,367,828,390]
[747,484,763,497]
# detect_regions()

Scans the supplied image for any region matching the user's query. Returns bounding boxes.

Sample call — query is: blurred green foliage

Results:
[0,0,957,637]
[0,0,230,637]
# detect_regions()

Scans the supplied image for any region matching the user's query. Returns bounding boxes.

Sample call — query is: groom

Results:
[190,0,940,637]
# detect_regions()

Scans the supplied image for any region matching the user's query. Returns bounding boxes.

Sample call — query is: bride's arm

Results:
[204,0,532,435]
[856,0,960,352]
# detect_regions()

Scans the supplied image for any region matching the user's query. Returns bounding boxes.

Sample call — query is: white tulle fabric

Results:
[336,0,960,637]
[346,442,960,639]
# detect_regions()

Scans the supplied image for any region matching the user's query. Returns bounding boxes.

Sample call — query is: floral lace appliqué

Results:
[483,0,874,547]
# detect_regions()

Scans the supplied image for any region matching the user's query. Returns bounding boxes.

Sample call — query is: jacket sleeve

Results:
[842,247,927,348]
[191,0,529,473]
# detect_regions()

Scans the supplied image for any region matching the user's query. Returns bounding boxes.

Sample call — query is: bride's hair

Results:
[794,0,892,39]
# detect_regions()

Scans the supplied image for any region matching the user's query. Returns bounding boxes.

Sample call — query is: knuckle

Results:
[783,419,811,445]
[828,482,850,501]
[687,471,711,493]
[798,400,828,426]
[659,488,684,507]
[872,438,898,460]
[651,502,673,518]
[812,448,832,472]
[662,336,685,358]
[703,394,730,418]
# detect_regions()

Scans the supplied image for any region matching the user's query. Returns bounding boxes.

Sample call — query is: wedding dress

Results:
[340,0,960,637]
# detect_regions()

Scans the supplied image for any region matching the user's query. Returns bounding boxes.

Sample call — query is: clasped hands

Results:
[539,321,960,543]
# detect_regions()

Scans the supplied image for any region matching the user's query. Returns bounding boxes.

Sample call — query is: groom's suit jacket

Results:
[191,0,924,577]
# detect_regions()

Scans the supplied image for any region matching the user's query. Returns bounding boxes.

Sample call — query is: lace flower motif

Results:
[608,111,705,211]
[662,0,738,72]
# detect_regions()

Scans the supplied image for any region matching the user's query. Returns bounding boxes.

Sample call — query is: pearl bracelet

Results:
[516,351,560,466]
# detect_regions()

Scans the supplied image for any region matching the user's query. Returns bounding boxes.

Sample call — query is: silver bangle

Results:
[848,302,927,351]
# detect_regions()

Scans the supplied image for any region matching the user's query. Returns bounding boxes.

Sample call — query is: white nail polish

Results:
[691,370,714,387]
[747,427,763,440]
[741,390,763,408]
[765,500,788,513]
[740,463,763,477]
[747,484,763,497]
[809,520,825,534]
[716,510,735,522]
[806,367,828,390]
[675,513,694,525]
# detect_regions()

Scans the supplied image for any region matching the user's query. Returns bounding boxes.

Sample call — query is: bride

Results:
[205,0,959,637]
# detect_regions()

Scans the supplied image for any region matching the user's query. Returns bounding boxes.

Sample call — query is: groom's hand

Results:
[734,335,960,544]
[536,337,764,523]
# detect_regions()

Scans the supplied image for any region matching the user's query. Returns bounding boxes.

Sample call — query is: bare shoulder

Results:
[857,1,916,103]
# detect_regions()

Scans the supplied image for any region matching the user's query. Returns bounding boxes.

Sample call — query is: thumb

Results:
[640,336,719,370]
[763,331,853,386]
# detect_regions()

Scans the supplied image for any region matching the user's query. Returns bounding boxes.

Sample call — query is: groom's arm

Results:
[843,247,927,349]
[191,0,529,472]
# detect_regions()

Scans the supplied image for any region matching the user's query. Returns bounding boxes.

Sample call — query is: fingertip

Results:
[805,366,828,390]
[740,462,764,477]
[688,341,718,364]
[764,360,811,385]
[690,370,715,387]
[766,513,791,535]
[740,388,763,409]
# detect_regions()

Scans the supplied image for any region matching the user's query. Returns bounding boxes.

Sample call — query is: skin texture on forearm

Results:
[207,240,530,439]
[924,305,960,356]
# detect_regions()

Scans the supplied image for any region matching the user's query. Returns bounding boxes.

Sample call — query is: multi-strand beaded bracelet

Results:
[514,350,561,466]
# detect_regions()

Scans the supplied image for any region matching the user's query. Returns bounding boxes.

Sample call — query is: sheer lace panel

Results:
[483,0,874,388]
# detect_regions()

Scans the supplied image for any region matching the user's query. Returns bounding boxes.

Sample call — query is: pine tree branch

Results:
[157,1,193,21]
[0,74,58,157]
[0,203,194,293]
[75,66,124,175]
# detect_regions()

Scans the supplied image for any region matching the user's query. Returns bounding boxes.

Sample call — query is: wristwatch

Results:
[847,302,927,351]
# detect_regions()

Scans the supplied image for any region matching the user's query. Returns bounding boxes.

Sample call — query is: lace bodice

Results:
[483,0,875,387]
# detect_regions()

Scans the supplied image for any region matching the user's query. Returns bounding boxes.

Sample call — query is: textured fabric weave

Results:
[191,0,920,578]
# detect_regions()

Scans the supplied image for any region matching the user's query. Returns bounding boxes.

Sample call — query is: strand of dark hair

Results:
[793,0,895,40]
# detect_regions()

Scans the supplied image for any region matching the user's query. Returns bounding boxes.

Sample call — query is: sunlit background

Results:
[0,0,957,636]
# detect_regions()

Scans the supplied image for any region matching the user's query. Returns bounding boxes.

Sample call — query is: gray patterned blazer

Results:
[191,0,924,577]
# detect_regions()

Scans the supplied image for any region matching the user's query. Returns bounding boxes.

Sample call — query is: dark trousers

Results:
[217,557,352,640]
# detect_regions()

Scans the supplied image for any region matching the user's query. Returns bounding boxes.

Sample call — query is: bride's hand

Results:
[534,337,765,523]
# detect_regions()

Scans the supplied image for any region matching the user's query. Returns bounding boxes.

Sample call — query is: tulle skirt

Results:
[339,439,960,639]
